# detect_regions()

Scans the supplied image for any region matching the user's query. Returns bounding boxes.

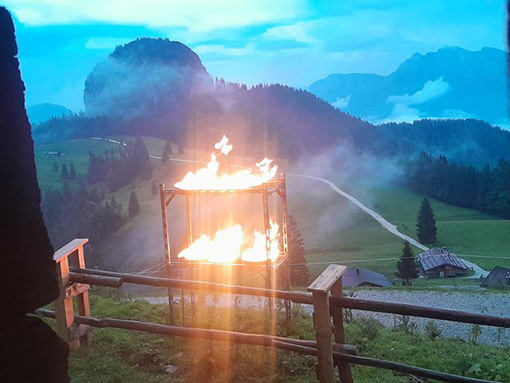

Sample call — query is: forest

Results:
[403,152,510,218]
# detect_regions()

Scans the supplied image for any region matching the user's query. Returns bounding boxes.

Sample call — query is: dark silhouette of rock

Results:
[0,7,68,382]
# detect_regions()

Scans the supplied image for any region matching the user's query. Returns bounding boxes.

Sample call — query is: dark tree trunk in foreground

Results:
[0,6,68,382]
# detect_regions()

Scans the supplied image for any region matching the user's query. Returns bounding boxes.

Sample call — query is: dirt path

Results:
[287,174,488,279]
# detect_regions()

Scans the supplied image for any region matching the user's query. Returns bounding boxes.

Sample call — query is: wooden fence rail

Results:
[48,239,508,383]
[71,267,510,328]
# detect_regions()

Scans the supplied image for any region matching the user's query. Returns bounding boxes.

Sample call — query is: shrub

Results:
[424,320,442,341]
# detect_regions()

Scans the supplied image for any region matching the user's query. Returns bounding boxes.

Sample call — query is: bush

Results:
[393,315,417,335]
[424,320,442,341]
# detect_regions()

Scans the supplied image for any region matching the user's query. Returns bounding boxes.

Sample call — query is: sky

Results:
[3,0,508,112]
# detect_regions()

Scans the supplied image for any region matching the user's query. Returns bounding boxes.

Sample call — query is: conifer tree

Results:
[68,163,77,180]
[416,198,437,243]
[395,241,419,286]
[52,162,58,171]
[161,140,172,163]
[128,190,141,217]
[287,215,309,286]
[61,163,69,179]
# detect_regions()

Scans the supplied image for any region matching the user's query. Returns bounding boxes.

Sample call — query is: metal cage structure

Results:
[159,174,291,324]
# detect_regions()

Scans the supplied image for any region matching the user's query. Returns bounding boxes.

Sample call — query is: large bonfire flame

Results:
[177,222,280,263]
[174,135,277,190]
[175,135,281,263]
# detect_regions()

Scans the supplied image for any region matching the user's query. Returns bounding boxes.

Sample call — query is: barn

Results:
[342,267,391,287]
[418,248,468,278]
[480,266,510,289]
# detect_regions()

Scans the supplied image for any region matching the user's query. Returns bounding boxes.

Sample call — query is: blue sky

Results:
[3,0,507,111]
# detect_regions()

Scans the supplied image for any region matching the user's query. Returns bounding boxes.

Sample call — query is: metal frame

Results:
[159,174,291,324]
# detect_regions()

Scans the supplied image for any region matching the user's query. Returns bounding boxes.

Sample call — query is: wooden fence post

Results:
[308,264,347,383]
[53,238,91,349]
[331,279,354,383]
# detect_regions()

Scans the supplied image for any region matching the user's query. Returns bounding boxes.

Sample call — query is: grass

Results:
[55,291,510,383]
[35,138,125,191]
[358,184,510,271]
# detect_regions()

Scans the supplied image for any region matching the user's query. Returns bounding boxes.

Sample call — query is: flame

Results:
[177,222,280,263]
[174,135,277,190]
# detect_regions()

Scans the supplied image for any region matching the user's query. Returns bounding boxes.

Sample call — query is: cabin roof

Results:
[418,248,467,272]
[480,266,510,287]
[342,267,391,287]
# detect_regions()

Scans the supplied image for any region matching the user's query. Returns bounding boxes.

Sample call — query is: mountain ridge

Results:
[309,46,509,126]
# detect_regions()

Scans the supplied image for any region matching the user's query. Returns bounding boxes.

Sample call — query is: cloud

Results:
[387,77,450,106]
[262,22,320,45]
[383,78,451,123]
[85,37,133,50]
[4,0,308,32]
[193,43,256,57]
[331,95,351,109]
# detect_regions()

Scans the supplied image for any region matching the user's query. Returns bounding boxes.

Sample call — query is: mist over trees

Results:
[87,137,151,191]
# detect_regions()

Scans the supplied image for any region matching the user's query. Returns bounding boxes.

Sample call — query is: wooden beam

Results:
[69,273,123,288]
[53,238,89,263]
[331,280,353,383]
[331,296,510,329]
[308,264,347,293]
[70,268,314,304]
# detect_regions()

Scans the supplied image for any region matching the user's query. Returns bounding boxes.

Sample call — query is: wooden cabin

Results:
[418,248,468,278]
[342,267,391,287]
[480,266,510,289]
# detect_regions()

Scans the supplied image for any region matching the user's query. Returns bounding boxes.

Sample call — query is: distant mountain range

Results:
[309,47,509,127]
[34,39,510,166]
[27,103,72,124]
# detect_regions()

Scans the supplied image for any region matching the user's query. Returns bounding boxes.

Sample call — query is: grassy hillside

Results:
[35,138,125,190]
[359,184,510,271]
[34,136,510,283]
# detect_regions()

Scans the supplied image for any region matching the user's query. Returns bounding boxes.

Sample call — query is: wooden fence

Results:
[38,239,508,383]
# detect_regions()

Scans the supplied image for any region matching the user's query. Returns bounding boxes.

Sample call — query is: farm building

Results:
[418,248,468,278]
[342,267,391,287]
[480,266,510,289]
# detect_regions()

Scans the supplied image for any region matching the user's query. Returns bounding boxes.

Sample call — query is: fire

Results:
[177,222,280,263]
[174,135,277,190]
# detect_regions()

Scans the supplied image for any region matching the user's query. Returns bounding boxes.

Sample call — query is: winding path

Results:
[287,174,487,279]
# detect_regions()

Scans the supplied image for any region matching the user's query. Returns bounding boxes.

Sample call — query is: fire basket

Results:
[159,173,292,324]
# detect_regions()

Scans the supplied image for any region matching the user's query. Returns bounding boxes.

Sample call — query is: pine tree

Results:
[416,198,437,244]
[161,140,172,163]
[61,163,69,179]
[287,215,309,286]
[68,163,77,180]
[52,162,59,171]
[395,241,419,286]
[128,191,141,217]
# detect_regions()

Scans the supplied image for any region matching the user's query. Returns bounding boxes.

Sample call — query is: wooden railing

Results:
[38,239,507,383]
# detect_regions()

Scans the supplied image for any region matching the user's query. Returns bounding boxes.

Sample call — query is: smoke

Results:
[284,144,404,251]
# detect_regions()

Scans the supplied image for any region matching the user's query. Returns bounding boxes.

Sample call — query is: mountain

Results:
[84,37,211,118]
[309,47,509,126]
[35,39,510,166]
[27,103,72,124]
